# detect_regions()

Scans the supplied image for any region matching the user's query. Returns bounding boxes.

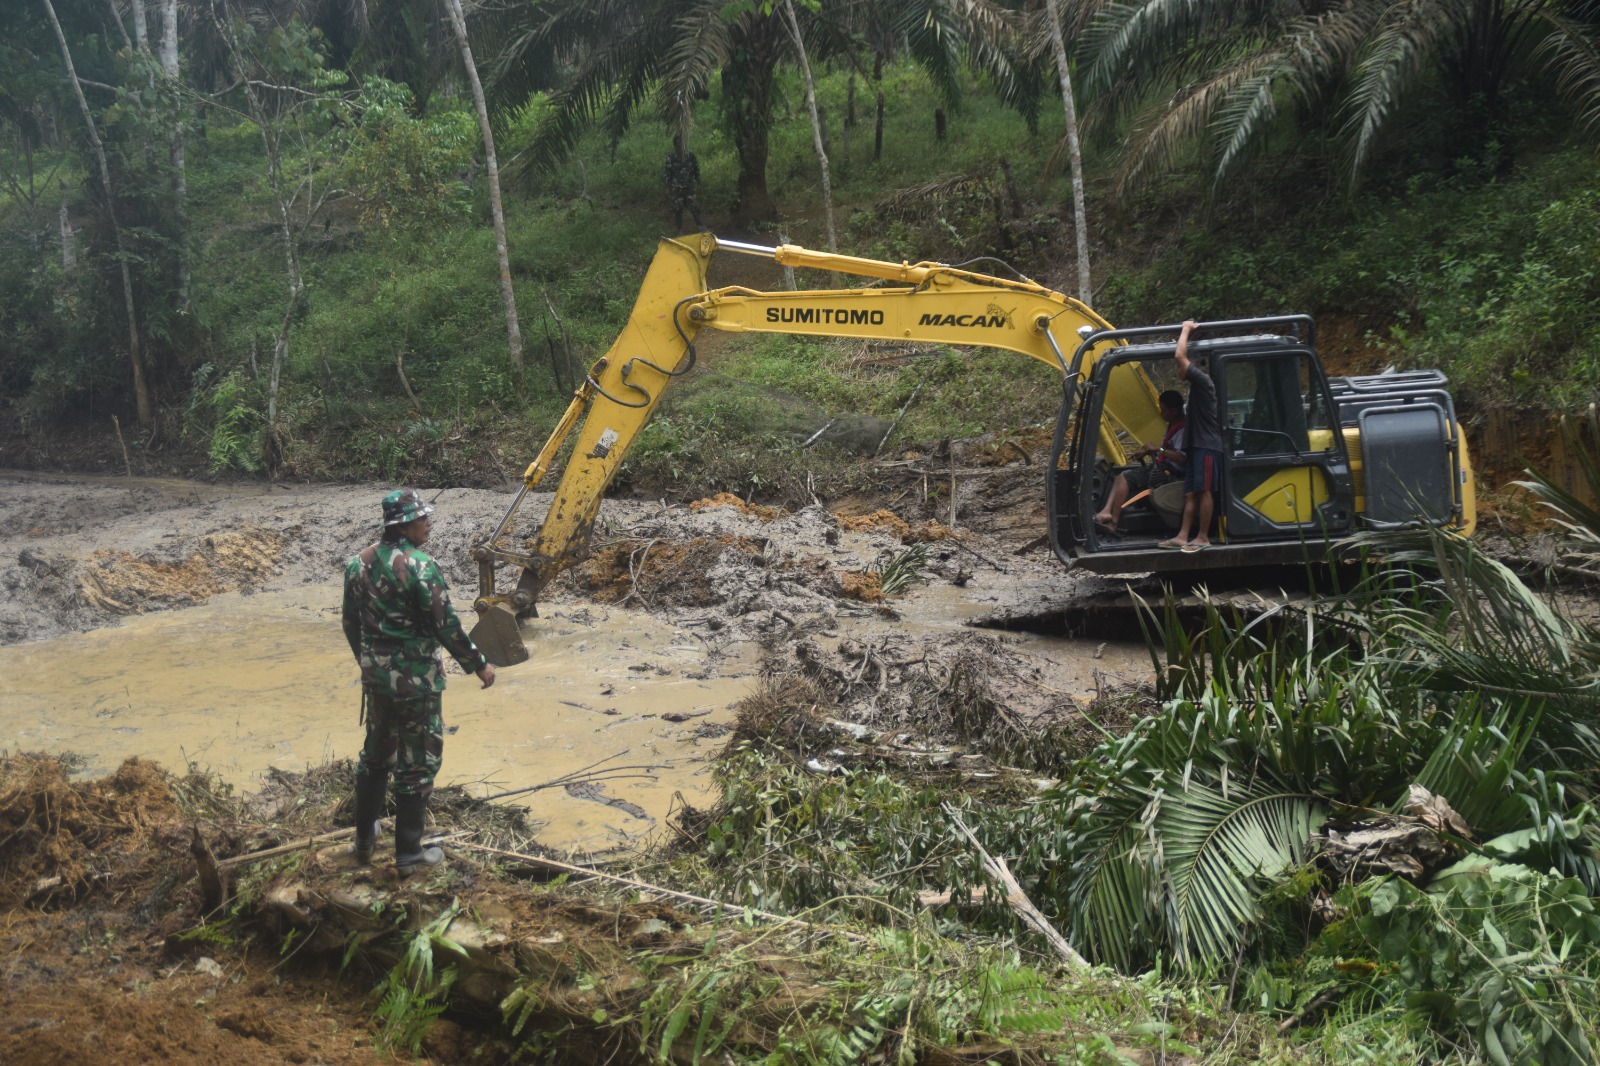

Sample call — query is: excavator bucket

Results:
[470,605,529,667]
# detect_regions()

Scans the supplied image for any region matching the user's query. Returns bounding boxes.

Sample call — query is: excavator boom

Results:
[468,234,1144,665]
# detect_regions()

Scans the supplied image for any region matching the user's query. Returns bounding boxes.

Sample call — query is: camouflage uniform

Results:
[664,149,705,233]
[342,492,487,799]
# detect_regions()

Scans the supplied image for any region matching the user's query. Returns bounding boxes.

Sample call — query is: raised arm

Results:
[1174,319,1196,376]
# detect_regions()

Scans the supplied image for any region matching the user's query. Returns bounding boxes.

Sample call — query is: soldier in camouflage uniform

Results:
[342,489,495,873]
[664,148,705,233]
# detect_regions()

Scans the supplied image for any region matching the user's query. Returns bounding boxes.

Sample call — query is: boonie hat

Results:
[381,488,434,527]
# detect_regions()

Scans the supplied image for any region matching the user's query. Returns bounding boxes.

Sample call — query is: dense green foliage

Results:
[686,453,1600,1061]
[3,0,1598,483]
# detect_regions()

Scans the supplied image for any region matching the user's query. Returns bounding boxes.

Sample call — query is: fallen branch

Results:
[484,768,661,802]
[217,825,364,868]
[875,381,924,457]
[112,415,133,477]
[946,806,1089,970]
[480,750,644,802]
[395,350,423,415]
[455,840,869,942]
[800,419,837,449]
[216,826,464,869]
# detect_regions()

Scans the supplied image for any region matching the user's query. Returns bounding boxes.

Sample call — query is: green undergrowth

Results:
[169,755,1311,1063]
[639,533,1600,1063]
[1101,147,1600,414]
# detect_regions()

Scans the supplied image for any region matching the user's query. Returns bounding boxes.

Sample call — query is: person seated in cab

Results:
[1094,389,1187,535]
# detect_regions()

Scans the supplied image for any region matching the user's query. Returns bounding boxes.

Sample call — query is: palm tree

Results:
[1076,0,1600,197]
[482,0,1033,225]
[482,0,785,223]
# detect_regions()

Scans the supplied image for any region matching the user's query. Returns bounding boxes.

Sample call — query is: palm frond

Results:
[1536,14,1600,137]
[502,13,669,181]
[1080,0,1214,97]
[1514,404,1600,579]
[657,0,733,136]
[1209,64,1278,193]
[1357,527,1600,767]
[1063,752,1326,973]
[1073,799,1160,971]
[1161,781,1326,969]
[1412,702,1538,838]
[1340,0,1457,185]
[1112,51,1275,202]
[483,0,641,121]
[896,0,971,106]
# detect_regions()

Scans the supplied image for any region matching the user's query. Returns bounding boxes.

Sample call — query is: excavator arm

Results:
[469,233,1154,665]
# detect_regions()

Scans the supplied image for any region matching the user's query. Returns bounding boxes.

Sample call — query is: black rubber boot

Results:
[393,792,444,874]
[350,769,387,865]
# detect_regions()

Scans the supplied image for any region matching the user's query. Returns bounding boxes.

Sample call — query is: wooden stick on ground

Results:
[112,415,133,477]
[875,381,924,457]
[945,806,1089,970]
[454,840,869,942]
[215,826,465,869]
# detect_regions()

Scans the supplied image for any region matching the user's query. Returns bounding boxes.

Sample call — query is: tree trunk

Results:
[874,91,885,162]
[781,0,836,255]
[443,0,524,389]
[59,184,75,272]
[1045,0,1092,304]
[104,0,132,53]
[43,0,152,424]
[259,114,302,433]
[725,16,780,224]
[130,0,149,52]
[213,0,301,437]
[160,0,189,309]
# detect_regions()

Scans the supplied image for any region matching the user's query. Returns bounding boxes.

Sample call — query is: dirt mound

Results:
[833,509,956,544]
[76,528,288,613]
[837,570,885,602]
[0,753,184,908]
[563,534,769,607]
[688,492,788,521]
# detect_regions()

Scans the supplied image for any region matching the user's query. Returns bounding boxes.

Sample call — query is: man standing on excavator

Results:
[1162,320,1225,552]
[342,489,495,874]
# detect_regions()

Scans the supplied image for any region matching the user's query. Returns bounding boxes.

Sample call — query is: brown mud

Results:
[0,455,1172,1064]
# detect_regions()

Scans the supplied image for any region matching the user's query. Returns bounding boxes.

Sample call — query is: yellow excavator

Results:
[469,233,1475,666]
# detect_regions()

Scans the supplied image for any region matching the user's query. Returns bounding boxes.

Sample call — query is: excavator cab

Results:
[1048,316,1471,575]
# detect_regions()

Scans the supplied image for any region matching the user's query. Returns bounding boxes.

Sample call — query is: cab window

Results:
[1225,354,1328,456]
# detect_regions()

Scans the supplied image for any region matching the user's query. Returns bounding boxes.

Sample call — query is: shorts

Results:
[1185,447,1222,494]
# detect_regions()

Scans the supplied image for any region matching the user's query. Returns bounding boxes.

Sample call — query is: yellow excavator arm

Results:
[470,233,1152,665]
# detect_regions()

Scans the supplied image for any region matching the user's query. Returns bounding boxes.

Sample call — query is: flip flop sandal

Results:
[1156,539,1184,550]
[1181,542,1209,553]
[1093,520,1119,536]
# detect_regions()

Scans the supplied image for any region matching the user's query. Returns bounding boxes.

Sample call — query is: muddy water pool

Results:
[2,565,1151,853]
[1,585,758,853]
